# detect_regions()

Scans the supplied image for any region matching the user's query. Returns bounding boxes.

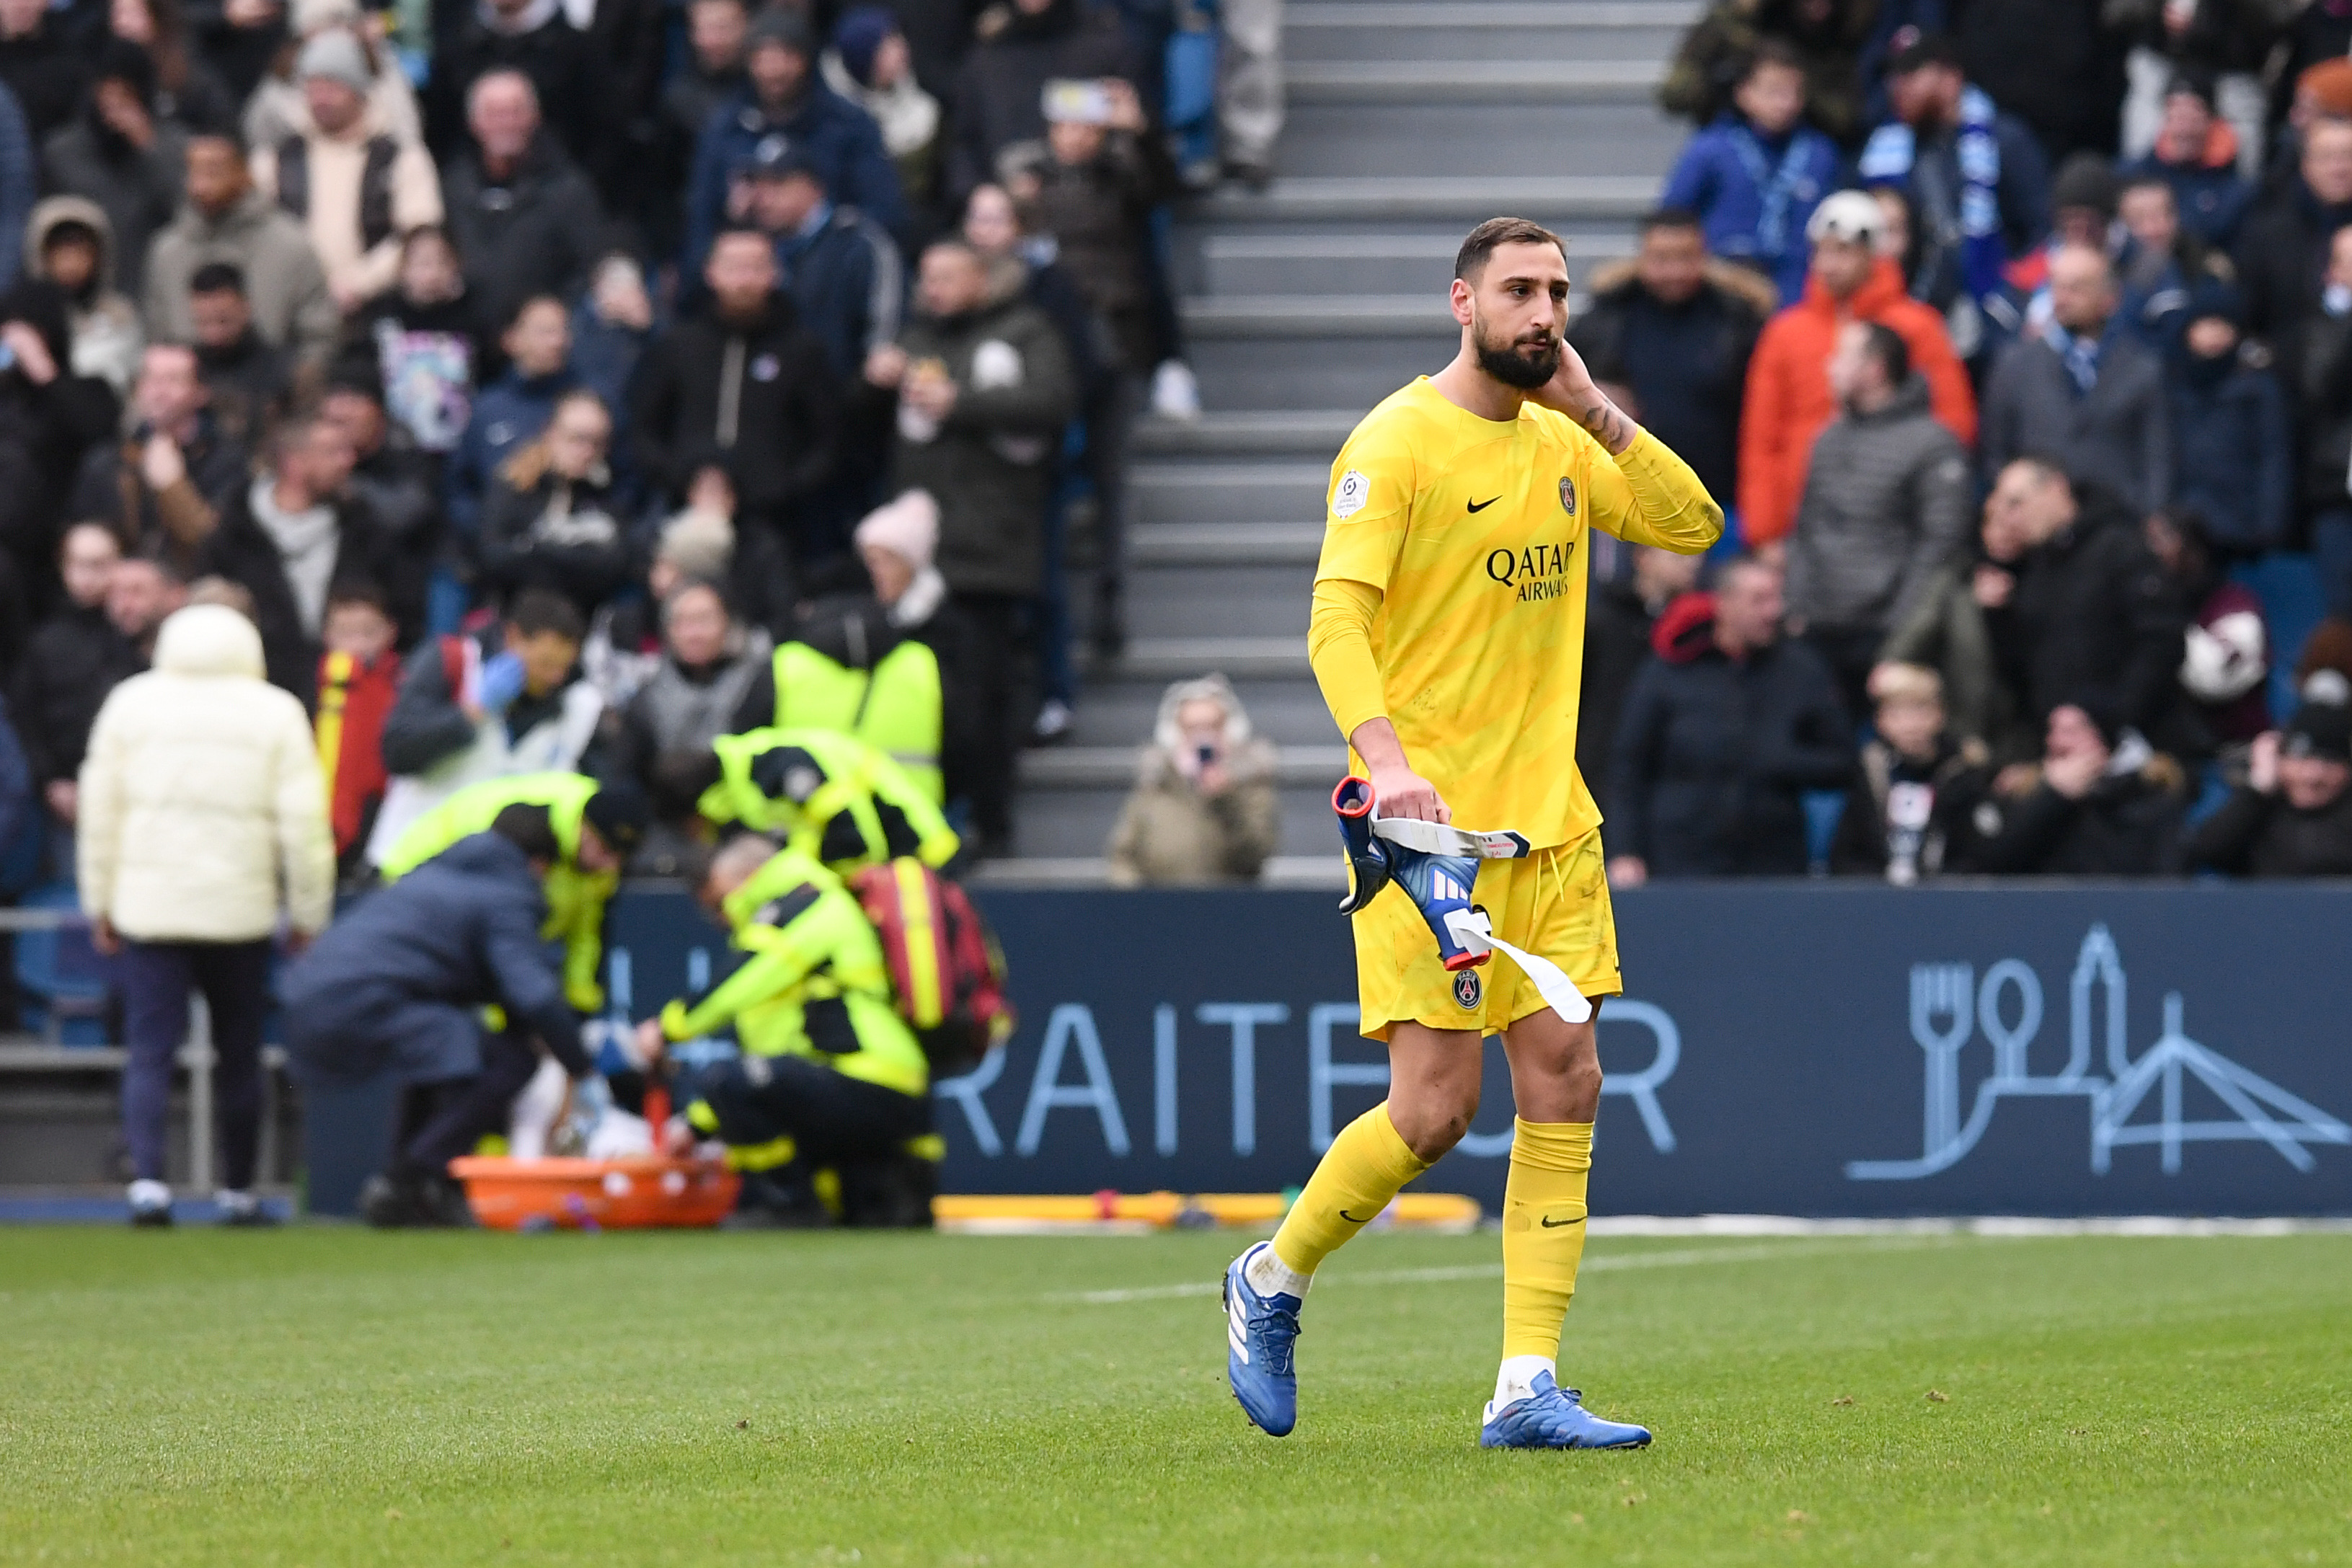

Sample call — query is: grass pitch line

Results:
[1061,1236,1951,1304]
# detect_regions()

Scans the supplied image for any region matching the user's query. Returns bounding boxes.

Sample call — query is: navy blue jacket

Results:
[771,203,903,382]
[1658,114,1841,306]
[281,833,583,1084]
[2169,355,2291,551]
[685,86,905,273]
[445,366,578,542]
[2121,151,2253,249]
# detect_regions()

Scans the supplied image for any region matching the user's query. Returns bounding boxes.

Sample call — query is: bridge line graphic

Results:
[1847,926,2350,1181]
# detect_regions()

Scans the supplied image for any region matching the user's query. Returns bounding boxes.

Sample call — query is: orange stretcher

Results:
[448,1155,741,1231]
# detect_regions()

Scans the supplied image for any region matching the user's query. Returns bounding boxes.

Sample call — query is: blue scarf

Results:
[1860,86,2007,308]
[2048,324,2102,396]
[1728,123,1816,263]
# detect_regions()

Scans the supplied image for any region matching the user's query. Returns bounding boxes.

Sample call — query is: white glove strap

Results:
[1372,816,1533,860]
[1444,909,1593,1024]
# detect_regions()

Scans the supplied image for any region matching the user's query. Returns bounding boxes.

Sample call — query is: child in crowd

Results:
[1658,40,1842,306]
[1832,663,1992,883]
[314,583,403,876]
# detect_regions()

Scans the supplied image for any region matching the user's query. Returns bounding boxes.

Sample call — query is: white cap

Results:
[1805,189,1885,246]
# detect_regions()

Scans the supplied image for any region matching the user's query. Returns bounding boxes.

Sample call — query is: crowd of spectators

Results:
[1578,2,2352,885]
[0,0,1296,962]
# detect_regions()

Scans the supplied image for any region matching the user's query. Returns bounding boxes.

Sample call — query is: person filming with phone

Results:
[1105,674,1279,886]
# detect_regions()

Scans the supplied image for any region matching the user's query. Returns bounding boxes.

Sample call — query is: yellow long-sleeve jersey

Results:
[1310,377,1722,851]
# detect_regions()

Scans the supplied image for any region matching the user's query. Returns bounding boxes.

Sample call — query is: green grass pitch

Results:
[4,1226,2349,1566]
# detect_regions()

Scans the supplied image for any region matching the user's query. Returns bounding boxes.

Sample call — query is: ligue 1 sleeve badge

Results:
[1332,469,1371,520]
[1558,477,1577,515]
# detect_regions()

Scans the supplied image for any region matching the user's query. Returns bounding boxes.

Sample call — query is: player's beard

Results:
[1472,310,1561,390]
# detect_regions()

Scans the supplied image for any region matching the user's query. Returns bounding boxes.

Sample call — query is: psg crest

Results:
[1558,477,1577,515]
[1453,969,1483,1010]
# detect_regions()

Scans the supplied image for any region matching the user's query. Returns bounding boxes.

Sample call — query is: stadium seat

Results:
[14,884,115,1047]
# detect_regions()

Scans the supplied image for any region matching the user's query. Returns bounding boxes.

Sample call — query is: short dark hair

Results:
[503,291,567,333]
[1641,207,1703,238]
[1857,321,1910,387]
[1888,32,1962,76]
[189,261,246,298]
[41,219,99,252]
[1454,216,1565,283]
[324,579,392,619]
[506,587,585,643]
[1743,38,1806,81]
[490,802,561,862]
[187,123,249,159]
[651,745,725,820]
[709,226,777,258]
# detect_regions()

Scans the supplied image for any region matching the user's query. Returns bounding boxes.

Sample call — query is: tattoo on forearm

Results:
[1580,399,1629,451]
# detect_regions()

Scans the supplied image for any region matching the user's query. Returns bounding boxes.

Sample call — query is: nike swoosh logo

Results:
[1467,496,1499,513]
[1339,1209,1375,1224]
[1540,1215,1586,1229]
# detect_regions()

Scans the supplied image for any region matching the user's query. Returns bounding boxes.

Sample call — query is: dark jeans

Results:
[1085,371,1146,649]
[696,1051,929,1189]
[1800,625,1878,732]
[392,1029,543,1177]
[119,938,273,1188]
[952,591,1026,846]
[2315,507,2352,621]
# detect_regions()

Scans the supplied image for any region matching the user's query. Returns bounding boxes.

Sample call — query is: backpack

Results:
[846,859,1014,1081]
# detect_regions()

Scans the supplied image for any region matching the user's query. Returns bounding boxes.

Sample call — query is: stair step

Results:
[1020,745,1350,789]
[1185,294,1495,337]
[1190,175,1660,224]
[1276,102,1684,180]
[1132,410,1356,456]
[1288,0,1697,23]
[1131,522,1325,565]
[1061,676,1340,748]
[1110,636,1314,681]
[1195,229,1635,295]
[1288,59,1663,104]
[1131,460,1329,524]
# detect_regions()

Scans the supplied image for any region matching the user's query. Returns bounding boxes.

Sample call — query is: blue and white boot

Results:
[1480,1370,1652,1449]
[1223,1241,1303,1436]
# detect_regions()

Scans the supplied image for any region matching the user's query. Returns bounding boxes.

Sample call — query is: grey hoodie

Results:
[1785,373,1973,635]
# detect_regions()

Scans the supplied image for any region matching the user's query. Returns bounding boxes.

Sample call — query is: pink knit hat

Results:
[854,489,940,571]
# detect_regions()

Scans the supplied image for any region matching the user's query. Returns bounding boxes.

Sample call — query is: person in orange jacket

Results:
[314,583,404,875]
[1738,190,1977,546]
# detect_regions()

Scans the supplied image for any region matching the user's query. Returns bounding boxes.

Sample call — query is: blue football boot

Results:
[1479,1371,1652,1450]
[1223,1242,1303,1436]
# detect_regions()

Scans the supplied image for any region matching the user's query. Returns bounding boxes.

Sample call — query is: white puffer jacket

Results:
[78,606,335,944]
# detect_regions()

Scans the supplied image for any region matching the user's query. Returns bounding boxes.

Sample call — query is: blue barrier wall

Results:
[602,885,2352,1218]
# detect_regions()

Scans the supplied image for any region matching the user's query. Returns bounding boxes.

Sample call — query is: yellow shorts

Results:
[1352,828,1620,1041]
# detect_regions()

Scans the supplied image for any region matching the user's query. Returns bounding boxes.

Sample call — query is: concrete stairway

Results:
[996,0,1696,884]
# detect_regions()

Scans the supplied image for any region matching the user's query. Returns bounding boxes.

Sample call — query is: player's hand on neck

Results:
[1527,338,1639,455]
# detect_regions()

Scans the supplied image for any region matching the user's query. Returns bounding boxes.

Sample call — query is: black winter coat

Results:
[1986,492,2185,734]
[9,602,140,786]
[280,830,585,1085]
[1568,268,1762,507]
[2185,784,2352,877]
[1576,577,1658,829]
[198,484,410,704]
[476,465,635,614]
[0,278,122,574]
[629,292,841,521]
[1829,737,1994,880]
[945,0,1151,202]
[888,293,1076,598]
[2168,353,2291,551]
[440,138,607,340]
[1971,769,2183,876]
[1607,628,1854,876]
[426,17,614,193]
[2235,182,2352,388]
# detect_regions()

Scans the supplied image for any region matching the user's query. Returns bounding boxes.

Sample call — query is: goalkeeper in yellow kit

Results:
[1223,218,1722,1449]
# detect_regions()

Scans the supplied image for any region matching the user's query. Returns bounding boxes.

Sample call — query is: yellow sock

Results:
[1270,1103,1430,1277]
[1500,1119,1593,1362]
